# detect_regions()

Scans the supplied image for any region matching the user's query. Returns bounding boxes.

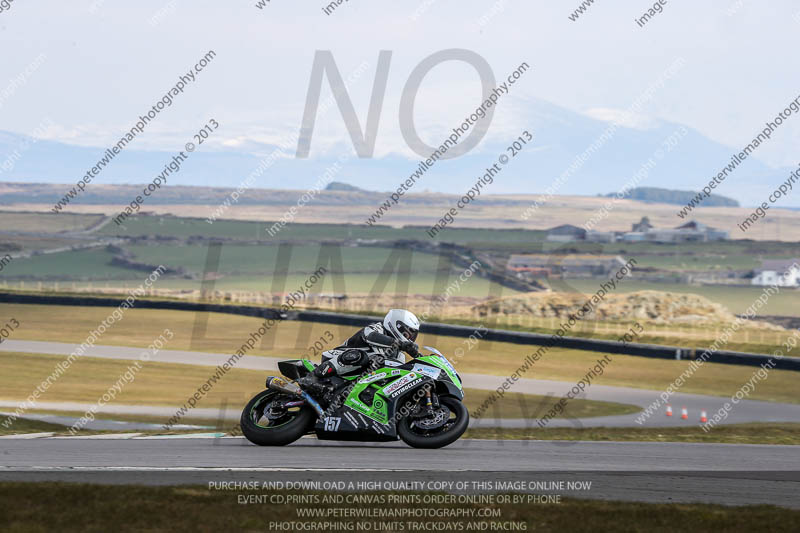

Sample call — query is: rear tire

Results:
[240,389,316,446]
[398,396,469,449]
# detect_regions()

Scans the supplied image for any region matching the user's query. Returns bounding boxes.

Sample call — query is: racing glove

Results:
[399,340,419,356]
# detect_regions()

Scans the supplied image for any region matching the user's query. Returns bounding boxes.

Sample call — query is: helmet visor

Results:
[396,321,418,342]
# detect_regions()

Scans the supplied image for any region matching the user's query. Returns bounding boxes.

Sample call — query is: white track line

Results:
[0,432,54,439]
[0,433,250,440]
[0,466,415,472]
[50,433,143,439]
[133,433,226,439]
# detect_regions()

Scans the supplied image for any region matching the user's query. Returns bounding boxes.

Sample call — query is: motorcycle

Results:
[240,346,468,448]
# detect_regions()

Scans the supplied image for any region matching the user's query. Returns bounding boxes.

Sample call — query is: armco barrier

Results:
[3,291,799,372]
[0,291,285,320]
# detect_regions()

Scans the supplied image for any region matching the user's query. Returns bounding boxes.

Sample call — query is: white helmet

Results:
[383,309,420,342]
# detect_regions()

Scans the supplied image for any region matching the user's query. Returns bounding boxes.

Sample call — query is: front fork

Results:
[415,388,441,419]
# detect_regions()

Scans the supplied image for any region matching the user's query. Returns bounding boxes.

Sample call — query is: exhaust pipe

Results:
[266,376,325,419]
[266,376,302,396]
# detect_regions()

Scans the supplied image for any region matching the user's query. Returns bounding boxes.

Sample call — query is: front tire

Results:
[398,396,469,449]
[240,389,315,446]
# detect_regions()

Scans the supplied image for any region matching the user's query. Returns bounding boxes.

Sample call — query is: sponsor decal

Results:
[383,360,402,367]
[348,398,370,413]
[437,355,457,376]
[342,411,360,428]
[358,371,388,384]
[381,373,418,396]
[390,378,424,398]
[391,369,402,376]
[412,363,441,379]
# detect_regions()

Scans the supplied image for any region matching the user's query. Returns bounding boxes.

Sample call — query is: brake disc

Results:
[414,406,451,430]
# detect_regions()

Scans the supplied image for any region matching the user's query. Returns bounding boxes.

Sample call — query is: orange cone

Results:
[680,406,688,420]
[665,404,673,417]
[700,410,708,423]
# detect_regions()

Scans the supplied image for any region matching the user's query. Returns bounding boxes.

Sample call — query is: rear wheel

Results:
[397,396,469,449]
[240,389,315,446]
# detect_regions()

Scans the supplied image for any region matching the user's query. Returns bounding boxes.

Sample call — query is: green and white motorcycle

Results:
[240,347,468,448]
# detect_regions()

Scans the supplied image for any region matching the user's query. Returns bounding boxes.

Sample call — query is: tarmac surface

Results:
[0,435,798,508]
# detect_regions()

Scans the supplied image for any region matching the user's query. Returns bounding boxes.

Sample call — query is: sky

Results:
[1,0,799,185]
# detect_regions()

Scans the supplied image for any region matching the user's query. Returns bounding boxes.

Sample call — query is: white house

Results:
[751,259,800,287]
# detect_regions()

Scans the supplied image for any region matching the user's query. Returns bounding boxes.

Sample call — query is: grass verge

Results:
[0,417,213,437]
[464,423,800,445]
[0,417,71,436]
[0,483,798,532]
[5,419,800,446]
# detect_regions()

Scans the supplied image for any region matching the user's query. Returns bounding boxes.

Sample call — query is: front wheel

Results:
[240,389,315,446]
[398,396,469,449]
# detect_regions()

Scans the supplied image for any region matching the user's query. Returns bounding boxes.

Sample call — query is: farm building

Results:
[631,216,654,233]
[585,231,616,243]
[620,219,728,243]
[545,218,728,243]
[751,259,800,287]
[545,224,587,242]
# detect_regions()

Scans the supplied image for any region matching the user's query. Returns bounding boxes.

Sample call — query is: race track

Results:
[3,339,800,428]
[2,339,799,508]
[0,436,798,508]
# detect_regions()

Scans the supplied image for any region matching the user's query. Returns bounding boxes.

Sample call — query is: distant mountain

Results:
[325,181,366,192]
[0,98,795,207]
[607,187,739,207]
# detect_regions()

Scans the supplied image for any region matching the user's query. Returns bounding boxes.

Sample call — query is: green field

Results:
[0,248,146,280]
[6,243,799,316]
[98,214,547,246]
[2,274,508,296]
[126,243,447,275]
[0,241,515,296]
[0,211,105,233]
[5,211,800,318]
[630,254,762,271]
[3,210,800,345]
[0,235,88,253]
[101,272,507,295]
